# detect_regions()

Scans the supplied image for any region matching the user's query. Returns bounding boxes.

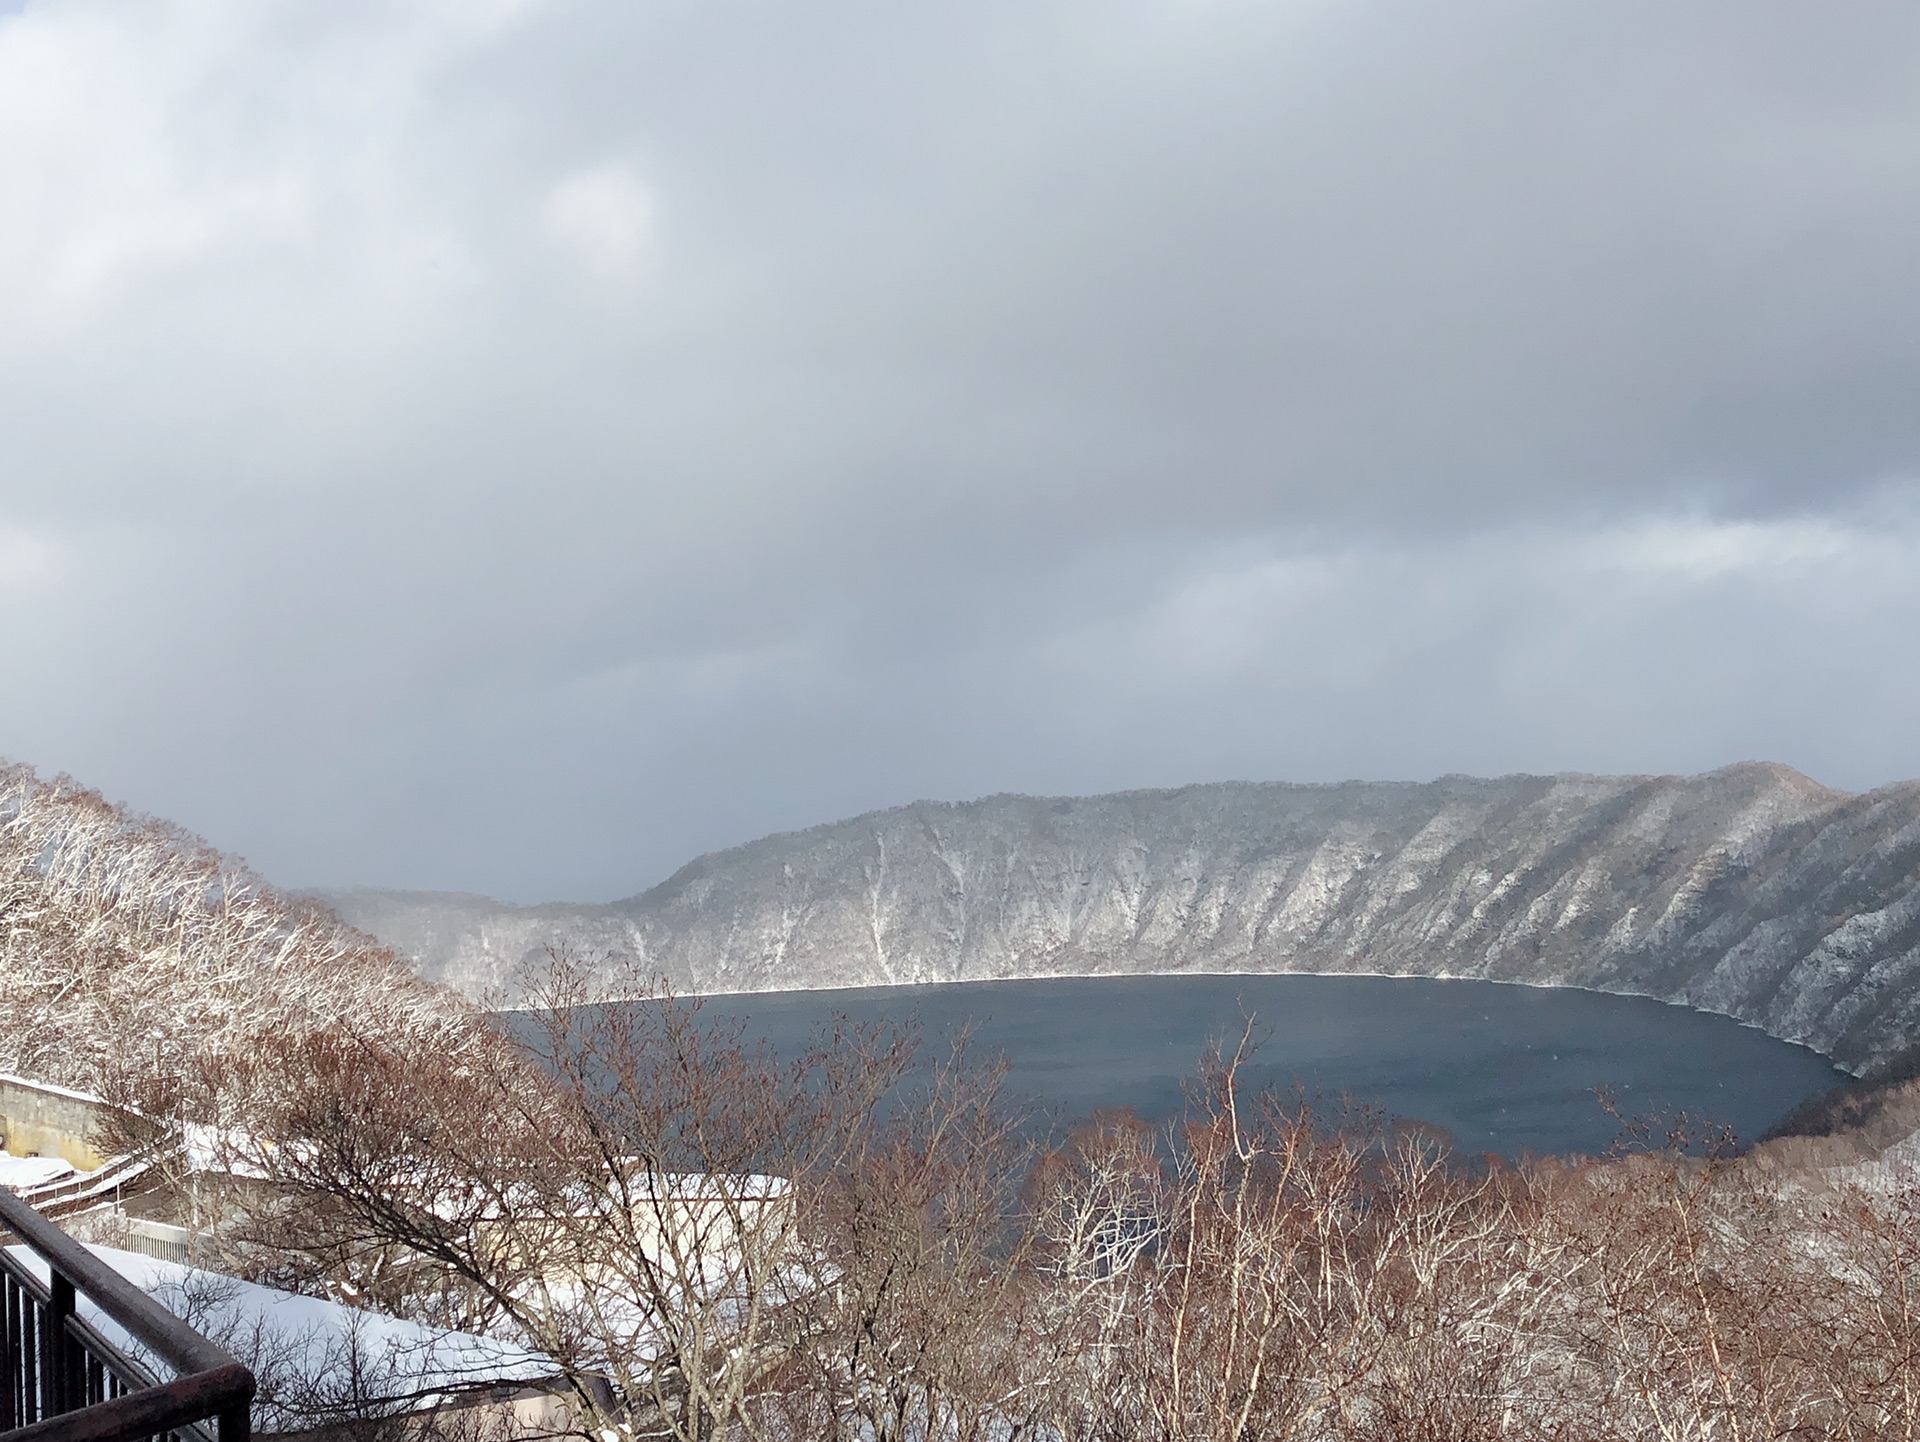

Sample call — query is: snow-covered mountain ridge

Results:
[320,763,1920,1076]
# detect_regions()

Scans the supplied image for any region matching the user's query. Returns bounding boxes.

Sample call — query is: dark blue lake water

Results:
[685,974,1848,1158]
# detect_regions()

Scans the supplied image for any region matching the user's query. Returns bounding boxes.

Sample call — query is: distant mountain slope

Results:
[321,763,1920,1076]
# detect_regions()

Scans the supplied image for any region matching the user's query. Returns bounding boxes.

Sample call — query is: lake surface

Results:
[681,974,1848,1158]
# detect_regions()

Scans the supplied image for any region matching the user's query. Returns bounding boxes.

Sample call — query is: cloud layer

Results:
[1,0,1917,899]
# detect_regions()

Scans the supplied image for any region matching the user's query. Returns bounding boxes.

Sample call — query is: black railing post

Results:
[43,1266,74,1416]
[60,1278,84,1415]
[18,1270,38,1426]
[219,1398,251,1442]
[6,1271,23,1430]
[0,1188,254,1442]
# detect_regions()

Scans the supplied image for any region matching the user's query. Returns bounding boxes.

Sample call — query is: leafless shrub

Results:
[761,1034,1038,1442]
[1019,1036,1567,1442]
[173,950,929,1442]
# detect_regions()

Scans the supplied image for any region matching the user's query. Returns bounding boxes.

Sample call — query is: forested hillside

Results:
[19,759,1920,1436]
[327,762,1920,1075]
[0,762,472,1095]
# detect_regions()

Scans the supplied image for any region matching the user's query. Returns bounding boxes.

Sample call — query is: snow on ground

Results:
[1822,1127,1920,1193]
[6,1244,560,1429]
[0,1151,76,1190]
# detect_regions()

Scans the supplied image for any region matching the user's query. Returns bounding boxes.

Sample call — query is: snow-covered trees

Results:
[19,757,1920,1437]
[0,762,470,1094]
[1016,1064,1920,1440]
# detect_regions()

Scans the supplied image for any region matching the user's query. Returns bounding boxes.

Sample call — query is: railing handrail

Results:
[0,1189,237,1378]
[0,1362,253,1442]
[0,1187,253,1442]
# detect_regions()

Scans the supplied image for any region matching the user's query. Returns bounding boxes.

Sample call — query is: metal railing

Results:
[0,1189,252,1442]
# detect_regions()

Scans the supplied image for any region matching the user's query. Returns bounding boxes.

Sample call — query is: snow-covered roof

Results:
[417,1169,793,1222]
[625,1170,792,1201]
[0,1151,76,1191]
[0,1071,110,1106]
[6,1245,562,1434]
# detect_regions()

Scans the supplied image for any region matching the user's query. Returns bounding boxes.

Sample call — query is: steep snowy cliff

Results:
[323,763,1920,1075]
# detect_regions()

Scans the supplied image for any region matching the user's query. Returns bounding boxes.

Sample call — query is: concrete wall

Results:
[0,1073,116,1171]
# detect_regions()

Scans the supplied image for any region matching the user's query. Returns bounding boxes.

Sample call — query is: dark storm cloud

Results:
[0,0,1917,899]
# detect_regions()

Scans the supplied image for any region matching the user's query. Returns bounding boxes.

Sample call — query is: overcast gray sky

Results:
[2,0,1918,901]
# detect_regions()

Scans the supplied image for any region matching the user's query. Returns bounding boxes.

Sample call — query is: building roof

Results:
[7,1244,562,1434]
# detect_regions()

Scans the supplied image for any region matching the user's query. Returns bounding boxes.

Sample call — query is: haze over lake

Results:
[681,975,1847,1158]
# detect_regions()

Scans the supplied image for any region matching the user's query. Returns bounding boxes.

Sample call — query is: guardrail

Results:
[0,1188,252,1442]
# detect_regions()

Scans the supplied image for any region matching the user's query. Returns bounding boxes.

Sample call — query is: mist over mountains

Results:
[321,763,1920,1077]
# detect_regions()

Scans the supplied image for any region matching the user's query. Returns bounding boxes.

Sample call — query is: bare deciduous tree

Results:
[169,951,925,1442]
[764,1034,1037,1442]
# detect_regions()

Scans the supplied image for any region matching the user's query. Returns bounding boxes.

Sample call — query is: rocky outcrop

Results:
[321,763,1920,1075]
